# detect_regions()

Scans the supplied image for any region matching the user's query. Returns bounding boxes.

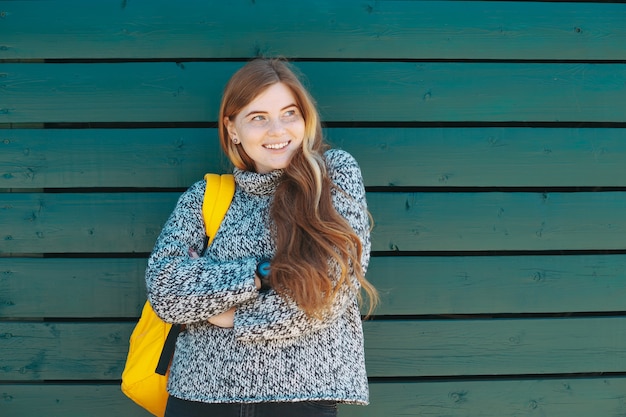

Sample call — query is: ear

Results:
[224,117,237,139]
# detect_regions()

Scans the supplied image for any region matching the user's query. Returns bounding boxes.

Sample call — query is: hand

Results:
[189,248,242,328]
[208,306,236,328]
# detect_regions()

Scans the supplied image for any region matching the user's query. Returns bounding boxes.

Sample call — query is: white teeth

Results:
[264,141,289,150]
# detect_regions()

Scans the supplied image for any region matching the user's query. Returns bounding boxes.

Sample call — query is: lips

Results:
[263,141,290,150]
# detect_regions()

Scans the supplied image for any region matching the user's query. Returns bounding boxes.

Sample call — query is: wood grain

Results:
[3,1,625,414]
[2,1,625,60]
[3,127,626,189]
[2,62,625,123]
[3,378,626,417]
[368,191,626,251]
[0,258,147,318]
[2,254,625,318]
[2,318,625,380]
[2,191,626,254]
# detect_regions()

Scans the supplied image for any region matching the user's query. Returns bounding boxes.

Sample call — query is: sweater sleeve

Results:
[233,149,371,341]
[145,180,258,324]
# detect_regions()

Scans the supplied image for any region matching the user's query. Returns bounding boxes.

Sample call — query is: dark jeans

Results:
[165,396,338,417]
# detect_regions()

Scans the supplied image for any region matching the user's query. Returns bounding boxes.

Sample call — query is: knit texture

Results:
[146,149,371,404]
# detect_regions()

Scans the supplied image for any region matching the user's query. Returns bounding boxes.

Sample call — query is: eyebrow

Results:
[243,103,298,118]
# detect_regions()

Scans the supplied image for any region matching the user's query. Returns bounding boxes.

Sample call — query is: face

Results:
[225,82,305,174]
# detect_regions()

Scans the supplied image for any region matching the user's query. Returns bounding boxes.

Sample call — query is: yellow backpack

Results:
[121,174,235,417]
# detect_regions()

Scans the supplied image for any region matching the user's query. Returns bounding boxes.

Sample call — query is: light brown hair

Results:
[219,58,377,318]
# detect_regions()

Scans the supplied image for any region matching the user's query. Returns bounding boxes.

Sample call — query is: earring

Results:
[232,136,239,144]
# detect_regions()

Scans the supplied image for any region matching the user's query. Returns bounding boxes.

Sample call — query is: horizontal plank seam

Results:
[2,311,625,322]
[367,372,626,383]
[2,372,626,386]
[366,311,626,321]
[3,121,626,129]
[365,186,626,192]
[3,58,626,64]
[1,186,625,194]
[3,249,626,259]
[0,380,124,385]
[370,249,626,256]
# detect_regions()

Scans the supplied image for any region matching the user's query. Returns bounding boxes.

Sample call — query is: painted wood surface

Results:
[0,384,151,417]
[363,318,626,377]
[2,318,625,381]
[2,0,625,415]
[2,62,626,123]
[329,127,626,188]
[0,258,147,318]
[343,378,626,417]
[2,1,625,60]
[368,191,626,251]
[3,127,626,189]
[368,254,626,315]
[4,377,626,417]
[0,192,172,254]
[0,128,228,189]
[2,191,625,254]
[2,254,625,318]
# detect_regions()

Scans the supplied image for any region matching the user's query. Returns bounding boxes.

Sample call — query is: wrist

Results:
[255,259,272,292]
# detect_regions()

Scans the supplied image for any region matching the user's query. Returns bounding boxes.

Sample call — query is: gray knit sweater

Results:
[146,149,370,404]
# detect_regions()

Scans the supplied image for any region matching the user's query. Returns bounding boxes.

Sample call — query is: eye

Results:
[283,108,300,118]
[250,115,267,122]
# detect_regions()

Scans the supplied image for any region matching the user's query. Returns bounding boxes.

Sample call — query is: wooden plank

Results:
[363,318,626,377]
[342,377,626,417]
[368,191,626,252]
[0,322,131,381]
[0,384,151,417]
[0,192,178,254]
[2,1,625,60]
[4,377,626,417]
[0,128,228,189]
[328,127,626,188]
[2,62,625,123]
[3,127,626,189]
[3,254,625,318]
[2,191,626,254]
[2,318,626,380]
[368,254,626,316]
[0,258,147,319]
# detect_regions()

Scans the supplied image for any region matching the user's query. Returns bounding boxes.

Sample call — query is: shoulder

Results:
[324,148,360,172]
[185,179,207,199]
[173,179,206,211]
[324,149,365,198]
[324,149,363,182]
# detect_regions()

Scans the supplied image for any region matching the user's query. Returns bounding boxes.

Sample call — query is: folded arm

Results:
[146,180,258,324]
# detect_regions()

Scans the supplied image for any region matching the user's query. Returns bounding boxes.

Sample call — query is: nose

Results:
[268,118,286,136]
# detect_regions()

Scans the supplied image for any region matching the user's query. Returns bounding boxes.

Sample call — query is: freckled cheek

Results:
[239,126,266,141]
[288,121,306,138]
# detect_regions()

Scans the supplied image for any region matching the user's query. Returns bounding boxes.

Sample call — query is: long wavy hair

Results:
[219,58,377,318]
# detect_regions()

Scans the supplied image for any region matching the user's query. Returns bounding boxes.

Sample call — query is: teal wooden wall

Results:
[2,1,626,416]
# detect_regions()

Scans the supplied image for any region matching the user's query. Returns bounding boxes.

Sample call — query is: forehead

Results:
[243,82,298,112]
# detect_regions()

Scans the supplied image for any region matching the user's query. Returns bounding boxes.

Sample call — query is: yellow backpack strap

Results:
[202,173,235,244]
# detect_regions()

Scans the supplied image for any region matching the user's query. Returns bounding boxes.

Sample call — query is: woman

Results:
[146,58,378,417]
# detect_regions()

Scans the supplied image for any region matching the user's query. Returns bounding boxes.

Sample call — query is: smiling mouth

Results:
[264,141,290,150]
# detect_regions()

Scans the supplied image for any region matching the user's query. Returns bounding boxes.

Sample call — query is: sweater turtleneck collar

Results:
[233,167,283,196]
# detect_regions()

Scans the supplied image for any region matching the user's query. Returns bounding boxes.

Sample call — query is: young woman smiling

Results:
[146,58,378,417]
